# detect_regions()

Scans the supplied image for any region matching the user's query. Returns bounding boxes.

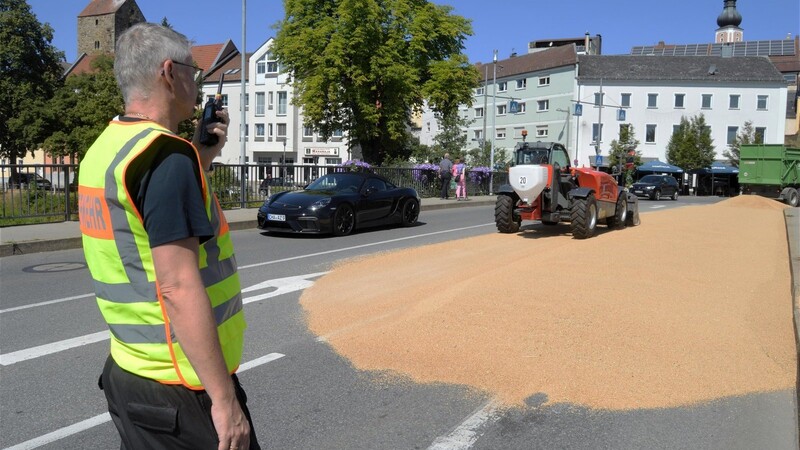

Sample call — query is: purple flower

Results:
[411,163,439,183]
[337,160,372,172]
[468,166,491,184]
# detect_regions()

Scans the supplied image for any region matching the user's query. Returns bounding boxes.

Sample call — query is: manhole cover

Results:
[23,262,87,273]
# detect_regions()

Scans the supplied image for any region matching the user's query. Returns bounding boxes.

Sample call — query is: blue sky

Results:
[28,0,800,65]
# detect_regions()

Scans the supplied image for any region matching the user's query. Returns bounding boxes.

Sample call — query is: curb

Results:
[0,198,496,257]
[784,208,800,448]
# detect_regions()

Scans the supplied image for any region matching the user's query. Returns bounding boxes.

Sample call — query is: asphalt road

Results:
[1,197,797,450]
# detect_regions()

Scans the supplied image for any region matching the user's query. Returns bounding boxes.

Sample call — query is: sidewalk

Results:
[0,195,495,257]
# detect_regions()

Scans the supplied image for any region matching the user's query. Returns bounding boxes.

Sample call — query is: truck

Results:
[494,137,640,239]
[738,144,800,207]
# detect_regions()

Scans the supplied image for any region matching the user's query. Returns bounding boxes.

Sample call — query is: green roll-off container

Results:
[738,144,800,207]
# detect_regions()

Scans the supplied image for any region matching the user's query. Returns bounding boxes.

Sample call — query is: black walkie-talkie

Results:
[199,73,225,146]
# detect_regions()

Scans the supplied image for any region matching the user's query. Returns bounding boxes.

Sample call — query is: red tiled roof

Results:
[69,53,107,76]
[79,0,127,17]
[191,44,225,72]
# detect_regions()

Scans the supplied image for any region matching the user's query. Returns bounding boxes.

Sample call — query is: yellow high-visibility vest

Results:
[79,119,245,389]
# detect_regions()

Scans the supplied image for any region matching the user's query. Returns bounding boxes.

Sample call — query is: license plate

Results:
[634,190,642,194]
[267,214,285,221]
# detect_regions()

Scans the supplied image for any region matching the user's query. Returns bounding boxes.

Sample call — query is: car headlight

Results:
[310,198,331,210]
[644,186,654,190]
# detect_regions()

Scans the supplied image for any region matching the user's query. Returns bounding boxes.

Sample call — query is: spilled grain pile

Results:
[300,196,795,410]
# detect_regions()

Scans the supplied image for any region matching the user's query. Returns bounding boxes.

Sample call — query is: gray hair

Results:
[114,23,193,104]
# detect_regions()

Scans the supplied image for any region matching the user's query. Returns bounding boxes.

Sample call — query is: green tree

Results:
[0,0,65,163]
[272,0,479,166]
[608,124,642,172]
[722,120,761,168]
[43,55,123,161]
[433,111,470,161]
[666,114,715,171]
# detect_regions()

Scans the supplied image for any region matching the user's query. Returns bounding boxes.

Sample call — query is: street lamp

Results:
[490,50,498,194]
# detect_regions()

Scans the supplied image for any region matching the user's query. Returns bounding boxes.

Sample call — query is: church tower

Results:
[77,0,145,56]
[715,0,743,43]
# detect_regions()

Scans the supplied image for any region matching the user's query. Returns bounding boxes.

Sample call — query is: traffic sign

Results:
[595,155,603,166]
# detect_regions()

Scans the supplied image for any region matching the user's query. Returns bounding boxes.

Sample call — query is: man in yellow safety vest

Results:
[79,22,257,450]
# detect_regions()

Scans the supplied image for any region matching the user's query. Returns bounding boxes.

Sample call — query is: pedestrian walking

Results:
[78,23,259,450]
[453,159,467,200]
[439,153,453,199]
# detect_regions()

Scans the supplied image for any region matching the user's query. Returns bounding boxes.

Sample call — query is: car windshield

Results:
[639,175,663,183]
[306,173,363,192]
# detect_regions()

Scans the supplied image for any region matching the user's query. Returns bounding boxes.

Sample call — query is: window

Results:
[537,100,549,112]
[673,124,681,135]
[674,94,685,108]
[513,127,525,139]
[727,126,738,145]
[647,93,658,108]
[516,79,527,89]
[473,130,483,141]
[276,123,287,139]
[516,102,526,113]
[257,61,265,75]
[498,81,507,92]
[266,52,278,73]
[277,91,287,115]
[592,123,604,143]
[646,124,656,143]
[538,76,550,87]
[476,86,485,95]
[536,126,548,138]
[255,92,265,116]
[701,94,712,109]
[729,94,740,109]
[268,92,274,110]
[621,93,631,107]
[303,125,314,139]
[496,128,506,139]
[255,123,265,139]
[497,104,507,115]
[474,107,484,118]
[594,92,603,106]
[268,123,274,139]
[755,127,766,143]
[757,95,768,110]
[332,129,344,139]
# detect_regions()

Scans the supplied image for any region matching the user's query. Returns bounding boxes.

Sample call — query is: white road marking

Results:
[427,399,502,450]
[0,331,109,366]
[0,293,94,314]
[650,205,666,209]
[238,223,494,270]
[242,272,328,303]
[1,353,285,450]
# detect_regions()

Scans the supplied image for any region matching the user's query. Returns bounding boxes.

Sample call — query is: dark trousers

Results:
[100,355,260,450]
[440,173,451,199]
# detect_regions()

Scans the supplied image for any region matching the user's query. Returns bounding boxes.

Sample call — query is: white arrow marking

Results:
[0,274,325,366]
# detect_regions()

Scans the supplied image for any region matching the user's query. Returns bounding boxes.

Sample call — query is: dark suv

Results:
[8,173,53,191]
[631,174,679,200]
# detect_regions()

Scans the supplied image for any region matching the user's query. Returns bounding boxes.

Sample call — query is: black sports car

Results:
[256,172,420,236]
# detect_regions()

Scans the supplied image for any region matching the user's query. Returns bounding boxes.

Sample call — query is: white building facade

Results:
[576,55,788,166]
[204,39,352,183]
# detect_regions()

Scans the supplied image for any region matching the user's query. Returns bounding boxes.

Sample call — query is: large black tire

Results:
[671,189,679,201]
[401,199,419,226]
[605,194,627,229]
[570,194,598,239]
[787,188,799,207]
[651,190,661,201]
[495,195,520,233]
[332,204,355,236]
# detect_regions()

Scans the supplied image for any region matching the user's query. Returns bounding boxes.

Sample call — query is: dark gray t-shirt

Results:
[122,121,214,248]
[439,158,453,176]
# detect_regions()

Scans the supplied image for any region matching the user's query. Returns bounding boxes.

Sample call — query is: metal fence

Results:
[0,163,507,224]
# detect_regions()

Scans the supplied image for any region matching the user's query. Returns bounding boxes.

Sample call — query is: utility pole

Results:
[595,78,603,170]
[239,0,247,207]
[490,50,498,194]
